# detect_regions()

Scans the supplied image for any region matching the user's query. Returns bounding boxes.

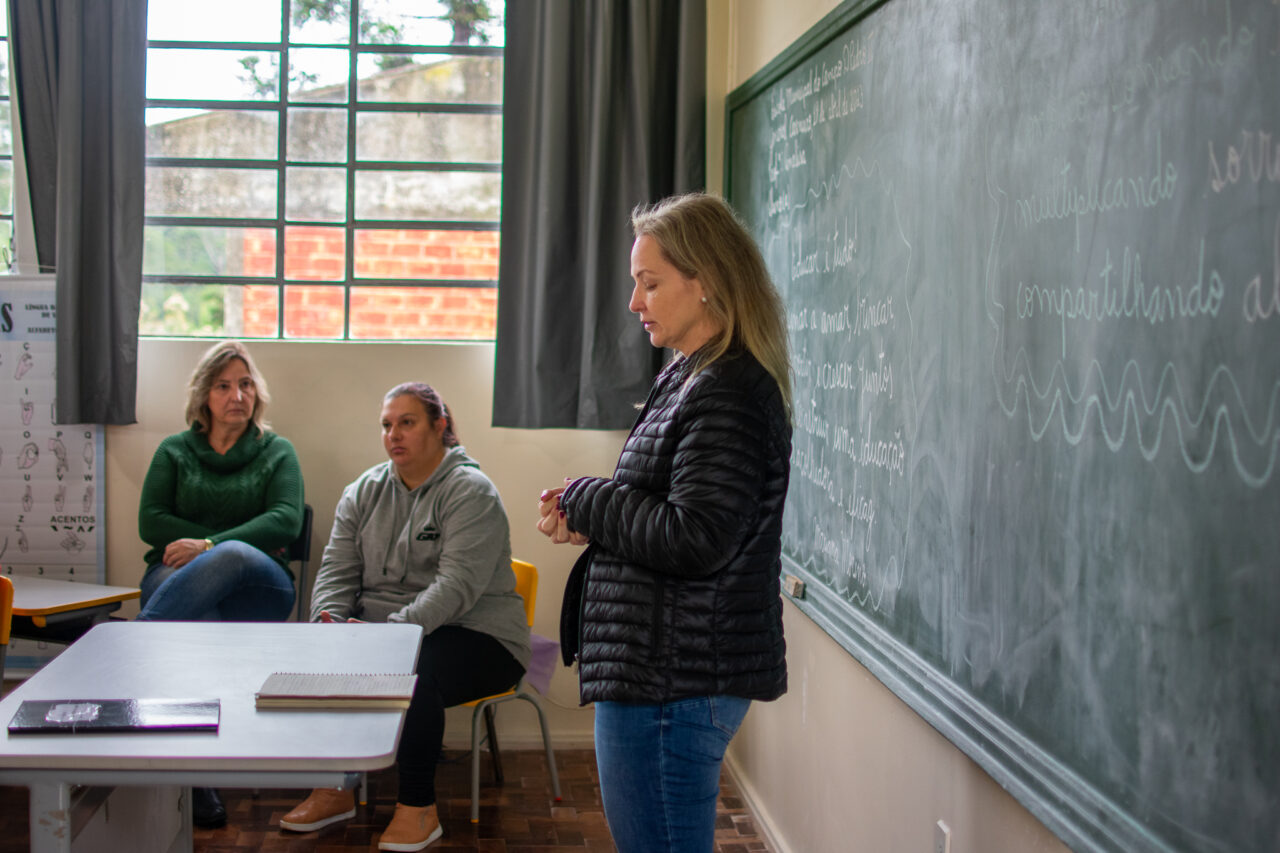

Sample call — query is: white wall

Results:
[708,2,1072,851]
[93,2,1080,847]
[105,339,626,747]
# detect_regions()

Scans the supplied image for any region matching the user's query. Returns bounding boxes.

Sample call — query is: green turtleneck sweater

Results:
[138,426,305,574]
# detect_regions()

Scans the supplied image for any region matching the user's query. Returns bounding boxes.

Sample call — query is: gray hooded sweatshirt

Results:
[308,445,531,669]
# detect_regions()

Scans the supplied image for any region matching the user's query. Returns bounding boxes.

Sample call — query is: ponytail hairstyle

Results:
[383,382,459,447]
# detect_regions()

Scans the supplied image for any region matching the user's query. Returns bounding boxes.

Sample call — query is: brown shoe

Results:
[279,787,356,832]
[377,802,442,851]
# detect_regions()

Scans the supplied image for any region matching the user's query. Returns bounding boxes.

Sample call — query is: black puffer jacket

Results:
[559,348,791,704]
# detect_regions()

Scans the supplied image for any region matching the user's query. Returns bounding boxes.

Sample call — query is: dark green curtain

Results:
[493,0,706,429]
[10,0,147,424]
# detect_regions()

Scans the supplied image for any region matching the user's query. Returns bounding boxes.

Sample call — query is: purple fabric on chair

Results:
[526,633,560,695]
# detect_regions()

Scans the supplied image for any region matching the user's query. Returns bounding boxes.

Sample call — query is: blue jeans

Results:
[594,696,752,853]
[137,540,295,621]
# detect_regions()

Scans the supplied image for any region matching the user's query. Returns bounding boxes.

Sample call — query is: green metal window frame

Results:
[143,1,503,341]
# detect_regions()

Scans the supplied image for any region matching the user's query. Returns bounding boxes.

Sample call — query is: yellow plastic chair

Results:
[463,559,562,822]
[0,574,14,689]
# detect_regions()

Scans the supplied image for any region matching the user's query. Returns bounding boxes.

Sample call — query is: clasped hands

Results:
[537,481,588,546]
[163,537,210,569]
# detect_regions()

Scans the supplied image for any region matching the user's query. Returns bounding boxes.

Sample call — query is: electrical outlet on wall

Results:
[934,819,952,853]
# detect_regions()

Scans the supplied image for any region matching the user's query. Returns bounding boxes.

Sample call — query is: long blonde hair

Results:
[184,340,272,435]
[631,193,792,418]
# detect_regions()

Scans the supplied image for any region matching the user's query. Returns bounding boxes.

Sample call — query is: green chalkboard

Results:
[726,1,1280,851]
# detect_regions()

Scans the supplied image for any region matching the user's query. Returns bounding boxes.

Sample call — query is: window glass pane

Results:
[143,225,276,277]
[287,108,347,161]
[349,285,497,340]
[286,167,347,221]
[284,284,345,338]
[354,228,498,281]
[148,49,280,101]
[148,0,282,42]
[146,166,278,218]
[0,51,9,103]
[241,284,283,336]
[356,55,501,104]
[284,225,346,280]
[356,112,499,162]
[0,220,12,268]
[0,103,8,156]
[0,160,10,214]
[0,0,7,37]
[360,0,505,48]
[289,48,348,102]
[139,282,278,338]
[290,3,349,44]
[355,171,500,221]
[147,109,278,159]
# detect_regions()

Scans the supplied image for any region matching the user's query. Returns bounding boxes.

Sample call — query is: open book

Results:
[254,672,417,710]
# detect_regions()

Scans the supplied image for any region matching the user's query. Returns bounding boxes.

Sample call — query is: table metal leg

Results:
[170,787,193,853]
[28,783,73,853]
[27,784,191,853]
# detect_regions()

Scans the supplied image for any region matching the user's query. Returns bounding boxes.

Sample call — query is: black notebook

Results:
[7,699,221,734]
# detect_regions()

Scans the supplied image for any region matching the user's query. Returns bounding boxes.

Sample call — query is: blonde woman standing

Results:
[539,193,792,853]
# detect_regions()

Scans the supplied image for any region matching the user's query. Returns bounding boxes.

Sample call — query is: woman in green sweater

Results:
[136,340,304,624]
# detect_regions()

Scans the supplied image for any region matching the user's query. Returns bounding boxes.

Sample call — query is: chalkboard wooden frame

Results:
[724,1,1279,851]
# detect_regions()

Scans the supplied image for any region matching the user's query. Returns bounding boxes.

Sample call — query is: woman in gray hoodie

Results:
[281,382,530,852]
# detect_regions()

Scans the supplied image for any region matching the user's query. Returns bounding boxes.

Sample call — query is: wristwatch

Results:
[203,538,215,552]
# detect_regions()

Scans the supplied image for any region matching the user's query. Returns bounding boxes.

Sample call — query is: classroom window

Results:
[142,0,503,340]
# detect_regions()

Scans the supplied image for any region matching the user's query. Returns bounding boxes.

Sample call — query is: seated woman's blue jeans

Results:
[594,695,752,853]
[136,540,295,621]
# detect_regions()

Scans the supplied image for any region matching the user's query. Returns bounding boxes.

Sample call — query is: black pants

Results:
[396,625,525,806]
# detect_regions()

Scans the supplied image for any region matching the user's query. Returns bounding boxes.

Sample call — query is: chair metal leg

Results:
[467,689,562,823]
[470,703,486,823]
[522,693,562,802]
[482,704,504,785]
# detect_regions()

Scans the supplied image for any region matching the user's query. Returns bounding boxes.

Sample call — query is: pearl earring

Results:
[701,296,707,304]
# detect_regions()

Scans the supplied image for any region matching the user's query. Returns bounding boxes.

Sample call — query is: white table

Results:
[9,576,140,640]
[0,621,423,853]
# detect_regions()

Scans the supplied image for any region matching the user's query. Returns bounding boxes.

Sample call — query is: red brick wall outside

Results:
[240,227,499,339]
